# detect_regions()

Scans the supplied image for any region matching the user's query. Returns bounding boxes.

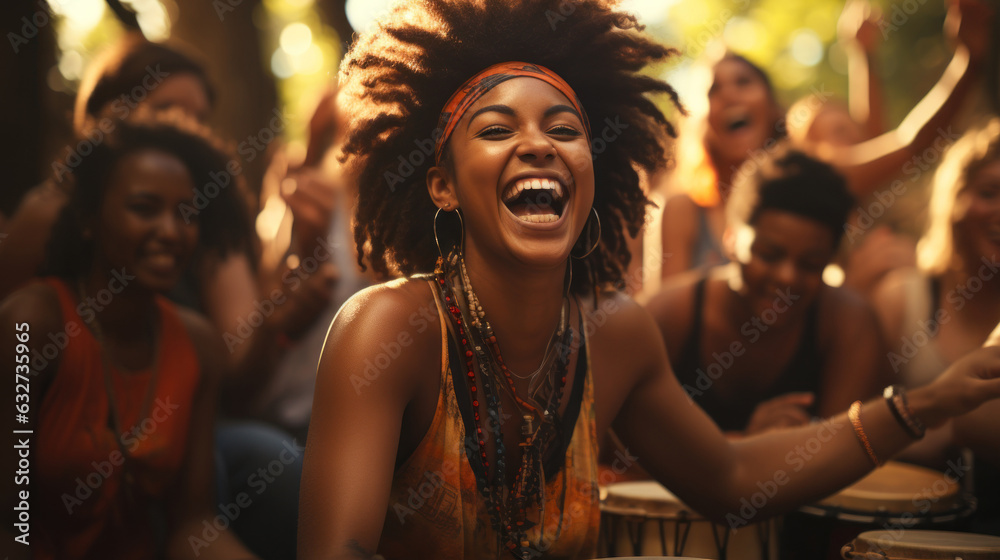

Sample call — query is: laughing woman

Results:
[298,1,1000,559]
[0,114,258,559]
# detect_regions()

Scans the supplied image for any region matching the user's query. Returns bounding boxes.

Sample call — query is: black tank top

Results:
[673,276,823,432]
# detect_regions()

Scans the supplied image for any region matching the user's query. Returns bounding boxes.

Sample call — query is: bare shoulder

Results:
[10,181,68,223]
[869,267,922,329]
[320,277,442,396]
[588,290,666,377]
[661,193,698,234]
[816,283,881,346]
[0,282,63,331]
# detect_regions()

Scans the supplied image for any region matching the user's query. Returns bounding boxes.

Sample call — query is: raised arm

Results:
[834,0,992,199]
[659,194,699,281]
[840,0,887,139]
[612,300,1000,526]
[297,282,435,559]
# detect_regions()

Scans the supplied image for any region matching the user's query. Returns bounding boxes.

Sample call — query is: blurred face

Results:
[736,210,835,326]
[953,159,1000,262]
[442,77,594,269]
[143,73,211,123]
[706,58,779,166]
[93,149,200,293]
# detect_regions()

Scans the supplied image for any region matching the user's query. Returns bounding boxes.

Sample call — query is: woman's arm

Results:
[0,183,68,300]
[841,0,887,139]
[612,301,1000,525]
[834,0,992,198]
[659,194,698,281]
[298,281,436,559]
[166,310,259,560]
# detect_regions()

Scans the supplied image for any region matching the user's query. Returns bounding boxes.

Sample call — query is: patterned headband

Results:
[434,62,592,165]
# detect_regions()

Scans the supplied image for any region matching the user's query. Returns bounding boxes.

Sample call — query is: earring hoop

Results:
[433,206,465,259]
[572,208,601,259]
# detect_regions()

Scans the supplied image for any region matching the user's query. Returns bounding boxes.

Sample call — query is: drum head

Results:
[816,461,960,515]
[844,530,1000,559]
[602,481,704,520]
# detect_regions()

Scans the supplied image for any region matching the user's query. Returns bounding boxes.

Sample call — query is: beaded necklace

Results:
[434,252,575,559]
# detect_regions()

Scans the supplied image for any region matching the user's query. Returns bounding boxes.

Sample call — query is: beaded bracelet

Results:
[848,401,882,467]
[883,385,926,439]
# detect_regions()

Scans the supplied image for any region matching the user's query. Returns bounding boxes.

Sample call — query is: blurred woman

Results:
[660,0,991,282]
[874,118,1000,388]
[872,117,1000,534]
[647,149,887,435]
[0,114,257,559]
[0,36,313,557]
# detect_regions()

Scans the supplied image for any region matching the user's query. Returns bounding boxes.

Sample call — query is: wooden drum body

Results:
[599,481,778,560]
[783,462,976,560]
[841,530,1000,559]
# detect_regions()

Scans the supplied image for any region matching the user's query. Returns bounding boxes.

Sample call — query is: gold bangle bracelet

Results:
[848,400,882,468]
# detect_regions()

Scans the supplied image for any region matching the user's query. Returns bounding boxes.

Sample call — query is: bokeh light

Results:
[345,0,395,33]
[280,22,313,56]
[789,29,824,67]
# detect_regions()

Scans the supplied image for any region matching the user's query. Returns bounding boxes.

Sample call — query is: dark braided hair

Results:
[338,0,683,293]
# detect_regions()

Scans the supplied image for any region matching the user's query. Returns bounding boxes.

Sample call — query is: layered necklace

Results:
[434,251,577,559]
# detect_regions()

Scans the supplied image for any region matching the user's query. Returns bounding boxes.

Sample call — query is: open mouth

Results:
[726,115,751,132]
[501,177,566,223]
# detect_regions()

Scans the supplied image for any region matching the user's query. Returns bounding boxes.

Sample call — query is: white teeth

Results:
[518,213,560,223]
[502,177,565,202]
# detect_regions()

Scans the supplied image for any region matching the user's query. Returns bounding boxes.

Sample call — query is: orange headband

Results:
[434,62,592,165]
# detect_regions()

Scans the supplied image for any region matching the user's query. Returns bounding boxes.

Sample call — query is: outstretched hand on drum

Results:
[949,321,1000,467]
[912,344,1000,429]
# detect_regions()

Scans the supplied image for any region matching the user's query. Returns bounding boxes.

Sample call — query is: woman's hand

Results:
[909,344,1000,429]
[744,392,815,435]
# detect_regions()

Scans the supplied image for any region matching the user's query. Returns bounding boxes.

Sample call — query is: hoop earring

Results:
[572,208,601,259]
[433,207,465,259]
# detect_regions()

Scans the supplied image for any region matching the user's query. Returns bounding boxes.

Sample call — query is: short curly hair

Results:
[727,147,855,248]
[42,111,251,281]
[338,0,683,293]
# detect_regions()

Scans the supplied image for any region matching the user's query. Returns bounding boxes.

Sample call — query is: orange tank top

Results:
[377,281,600,560]
[33,278,201,560]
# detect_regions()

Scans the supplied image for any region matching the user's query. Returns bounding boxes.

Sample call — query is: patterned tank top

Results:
[376,281,600,559]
